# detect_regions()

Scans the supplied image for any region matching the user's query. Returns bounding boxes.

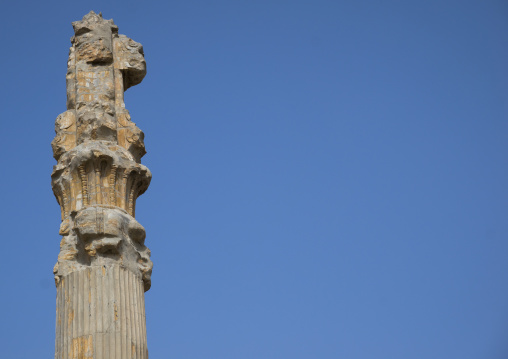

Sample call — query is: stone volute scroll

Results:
[51,11,153,359]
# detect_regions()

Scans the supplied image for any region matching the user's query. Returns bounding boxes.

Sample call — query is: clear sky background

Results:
[0,1,507,358]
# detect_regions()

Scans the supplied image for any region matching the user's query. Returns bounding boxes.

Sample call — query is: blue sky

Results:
[0,1,507,358]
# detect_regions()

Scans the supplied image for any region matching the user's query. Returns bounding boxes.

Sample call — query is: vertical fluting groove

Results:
[74,271,79,341]
[137,274,144,358]
[129,271,137,359]
[142,275,147,358]
[102,267,109,359]
[108,267,113,359]
[120,266,127,358]
[112,266,117,359]
[65,273,70,359]
[135,274,140,356]
[107,267,114,359]
[83,270,90,337]
[141,284,147,354]
[69,274,73,359]
[138,274,144,356]
[99,269,104,359]
[72,271,77,344]
[78,164,88,206]
[71,271,76,344]
[114,266,122,358]
[79,271,83,338]
[59,278,63,358]
[96,269,102,359]
[138,273,143,358]
[136,273,143,357]
[77,270,82,339]
[59,280,63,358]
[79,272,84,339]
[68,274,73,359]
[136,272,143,358]
[69,274,72,359]
[96,267,103,359]
[108,266,116,359]
[90,267,96,356]
[55,282,60,358]
[124,271,133,358]
[110,164,117,205]
[125,268,132,358]
[110,268,116,358]
[63,277,67,359]
[95,165,101,205]
[63,282,67,359]
[142,278,148,357]
[121,171,128,211]
[96,268,103,334]
[131,271,139,359]
[128,183,135,216]
[68,271,72,348]
[61,279,66,359]
[132,185,139,218]
[55,283,59,358]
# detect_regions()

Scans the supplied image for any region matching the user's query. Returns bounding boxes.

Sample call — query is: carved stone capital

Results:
[52,11,152,291]
[53,206,152,291]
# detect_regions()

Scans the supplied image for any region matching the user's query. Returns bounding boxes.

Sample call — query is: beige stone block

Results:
[76,39,113,64]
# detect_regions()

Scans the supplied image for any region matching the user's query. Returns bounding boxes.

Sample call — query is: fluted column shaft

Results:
[55,265,148,359]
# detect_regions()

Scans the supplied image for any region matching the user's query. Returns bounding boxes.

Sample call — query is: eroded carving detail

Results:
[52,11,152,291]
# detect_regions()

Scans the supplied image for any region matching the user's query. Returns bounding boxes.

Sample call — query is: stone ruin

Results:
[51,11,152,358]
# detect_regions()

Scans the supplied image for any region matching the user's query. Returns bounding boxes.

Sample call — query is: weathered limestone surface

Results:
[52,11,151,359]
[56,267,148,359]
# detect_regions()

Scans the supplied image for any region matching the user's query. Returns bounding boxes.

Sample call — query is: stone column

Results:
[51,11,152,359]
